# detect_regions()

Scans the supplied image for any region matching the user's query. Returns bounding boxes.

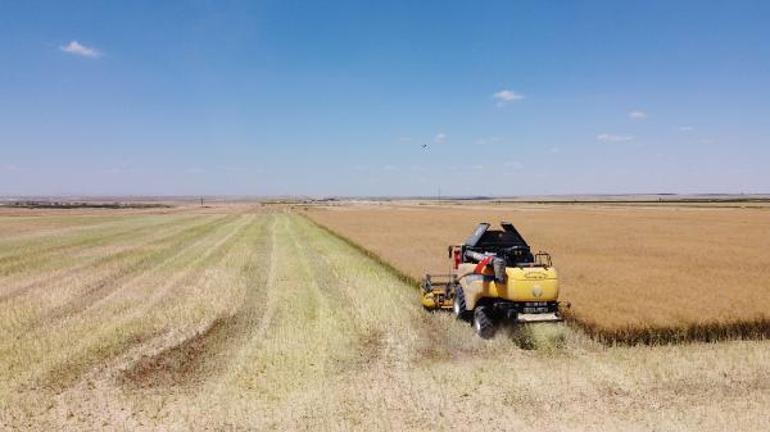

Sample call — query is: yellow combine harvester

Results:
[421,222,568,338]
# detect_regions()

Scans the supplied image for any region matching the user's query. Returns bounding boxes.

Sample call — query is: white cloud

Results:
[2,164,19,171]
[597,133,634,143]
[185,167,205,174]
[679,126,694,132]
[434,132,446,144]
[504,161,523,170]
[103,167,129,174]
[549,147,560,154]
[492,89,524,107]
[60,40,100,58]
[474,136,501,145]
[628,110,647,119]
[383,165,398,171]
[398,136,413,142]
[217,165,245,173]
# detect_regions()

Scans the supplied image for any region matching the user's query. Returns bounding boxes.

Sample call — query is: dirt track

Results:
[1,208,768,430]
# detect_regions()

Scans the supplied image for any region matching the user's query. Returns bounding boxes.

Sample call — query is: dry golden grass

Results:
[1,205,768,430]
[305,203,770,343]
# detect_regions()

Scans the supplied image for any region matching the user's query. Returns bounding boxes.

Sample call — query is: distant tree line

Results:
[1,201,172,209]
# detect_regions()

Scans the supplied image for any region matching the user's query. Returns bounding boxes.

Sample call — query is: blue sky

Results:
[1,1,769,197]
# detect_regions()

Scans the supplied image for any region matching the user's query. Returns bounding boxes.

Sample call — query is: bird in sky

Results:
[421,144,429,149]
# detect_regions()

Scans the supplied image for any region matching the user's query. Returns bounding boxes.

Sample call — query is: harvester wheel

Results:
[453,286,470,320]
[473,306,495,339]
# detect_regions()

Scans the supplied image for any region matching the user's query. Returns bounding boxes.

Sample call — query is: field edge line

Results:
[297,212,421,287]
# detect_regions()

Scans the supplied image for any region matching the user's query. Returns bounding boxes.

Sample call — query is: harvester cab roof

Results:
[462,222,535,267]
[464,222,528,249]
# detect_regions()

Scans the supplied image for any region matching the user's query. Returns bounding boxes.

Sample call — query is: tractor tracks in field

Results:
[18,215,258,393]
[300,215,467,362]
[119,212,342,396]
[246,214,281,343]
[293,220,387,365]
[119,214,277,389]
[0,217,119,243]
[0,215,206,304]
[0,215,198,279]
[45,213,471,422]
[19,213,485,429]
[244,215,461,429]
[0,216,232,342]
[97,214,257,315]
[20,215,237,332]
[120,213,471,392]
[0,217,140,258]
[304,216,441,361]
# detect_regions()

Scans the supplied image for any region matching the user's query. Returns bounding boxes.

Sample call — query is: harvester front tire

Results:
[453,286,470,320]
[473,306,495,339]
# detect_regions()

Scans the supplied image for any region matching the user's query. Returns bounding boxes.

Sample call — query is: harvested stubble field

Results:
[305,203,770,343]
[1,205,768,431]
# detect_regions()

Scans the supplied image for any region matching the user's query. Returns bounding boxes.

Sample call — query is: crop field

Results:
[305,203,770,343]
[1,205,769,431]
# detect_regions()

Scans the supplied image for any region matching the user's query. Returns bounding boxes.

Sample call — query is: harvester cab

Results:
[421,222,567,338]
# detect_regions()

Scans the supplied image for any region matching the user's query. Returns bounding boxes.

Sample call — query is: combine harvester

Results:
[421,222,569,338]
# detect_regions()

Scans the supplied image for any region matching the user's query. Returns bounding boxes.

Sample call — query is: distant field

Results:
[306,203,770,343]
[1,205,769,430]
